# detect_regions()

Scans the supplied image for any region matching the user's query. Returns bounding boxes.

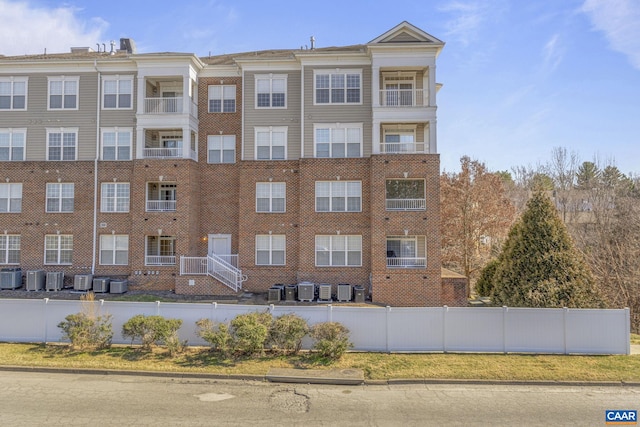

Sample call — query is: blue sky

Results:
[1,0,639,175]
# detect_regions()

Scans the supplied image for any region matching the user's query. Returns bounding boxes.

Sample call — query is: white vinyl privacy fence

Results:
[0,299,630,355]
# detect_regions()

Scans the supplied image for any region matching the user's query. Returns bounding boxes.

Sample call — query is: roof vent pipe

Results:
[96,43,100,52]
[310,36,315,50]
[110,40,116,55]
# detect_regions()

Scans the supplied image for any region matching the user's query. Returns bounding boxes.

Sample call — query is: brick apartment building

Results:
[0,22,466,307]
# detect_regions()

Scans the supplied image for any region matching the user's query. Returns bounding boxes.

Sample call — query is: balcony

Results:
[379,142,427,154]
[145,255,176,266]
[379,89,427,107]
[143,97,198,116]
[386,257,426,268]
[146,200,177,212]
[386,235,426,269]
[385,198,426,211]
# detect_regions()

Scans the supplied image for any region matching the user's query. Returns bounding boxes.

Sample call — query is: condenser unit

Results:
[317,284,332,302]
[285,284,297,302]
[26,270,45,291]
[74,274,93,291]
[92,277,110,293]
[0,268,22,289]
[297,282,315,302]
[46,272,64,291]
[110,280,128,294]
[337,284,352,302]
[353,285,365,303]
[268,285,284,302]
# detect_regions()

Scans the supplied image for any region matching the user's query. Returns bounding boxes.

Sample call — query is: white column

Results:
[137,76,146,114]
[136,127,144,159]
[182,73,190,114]
[182,125,190,159]
[429,119,437,154]
[372,119,380,155]
[371,66,380,108]
[428,65,436,107]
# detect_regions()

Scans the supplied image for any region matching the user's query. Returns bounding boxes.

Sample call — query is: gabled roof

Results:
[368,21,444,45]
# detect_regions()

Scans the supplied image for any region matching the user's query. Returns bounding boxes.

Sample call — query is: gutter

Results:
[91,61,101,274]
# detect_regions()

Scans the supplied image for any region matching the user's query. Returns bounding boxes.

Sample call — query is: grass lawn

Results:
[0,342,638,382]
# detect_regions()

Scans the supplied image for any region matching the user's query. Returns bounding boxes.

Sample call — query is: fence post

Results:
[625,307,631,355]
[502,306,507,354]
[386,306,391,353]
[155,301,161,316]
[211,302,217,321]
[43,298,49,344]
[442,306,448,353]
[327,304,333,323]
[563,307,568,355]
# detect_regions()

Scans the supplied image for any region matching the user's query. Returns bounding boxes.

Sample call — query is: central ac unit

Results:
[92,277,110,293]
[46,272,64,291]
[317,284,332,302]
[26,270,45,291]
[268,284,284,302]
[337,284,352,302]
[297,282,315,302]
[0,268,22,289]
[74,274,93,291]
[110,280,128,294]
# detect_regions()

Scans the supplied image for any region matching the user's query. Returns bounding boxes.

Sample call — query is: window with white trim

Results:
[315,70,361,104]
[0,77,27,110]
[256,234,285,265]
[47,128,77,161]
[315,181,361,212]
[46,183,74,213]
[314,124,362,158]
[0,183,22,213]
[101,183,130,212]
[0,235,20,264]
[255,74,286,108]
[45,234,73,265]
[382,126,417,153]
[208,85,236,112]
[207,135,235,163]
[255,126,286,160]
[102,76,132,109]
[0,129,25,161]
[100,234,129,265]
[315,235,362,267]
[101,128,131,160]
[256,182,285,212]
[48,77,78,110]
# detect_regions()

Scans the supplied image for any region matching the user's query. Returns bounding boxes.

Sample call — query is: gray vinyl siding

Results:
[303,66,372,158]
[243,70,301,160]
[0,73,100,161]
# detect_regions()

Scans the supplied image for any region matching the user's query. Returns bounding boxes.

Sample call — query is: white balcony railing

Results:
[143,147,182,158]
[145,255,176,266]
[386,199,426,211]
[379,142,426,154]
[379,89,427,107]
[146,200,177,212]
[144,97,183,114]
[387,257,426,268]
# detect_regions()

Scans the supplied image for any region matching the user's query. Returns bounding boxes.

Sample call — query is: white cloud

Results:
[542,33,564,73]
[439,1,491,46]
[0,0,107,55]
[581,0,640,69]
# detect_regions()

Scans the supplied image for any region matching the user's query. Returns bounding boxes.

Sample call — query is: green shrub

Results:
[229,311,273,356]
[122,315,183,351]
[195,318,233,356]
[310,322,352,360]
[58,312,113,351]
[269,313,309,355]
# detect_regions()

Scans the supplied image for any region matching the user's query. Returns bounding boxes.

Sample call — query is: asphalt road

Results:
[0,371,638,426]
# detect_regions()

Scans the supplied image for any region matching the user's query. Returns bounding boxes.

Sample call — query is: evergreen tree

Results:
[490,191,604,308]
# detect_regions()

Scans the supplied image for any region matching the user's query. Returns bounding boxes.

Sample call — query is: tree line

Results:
[441,149,640,332]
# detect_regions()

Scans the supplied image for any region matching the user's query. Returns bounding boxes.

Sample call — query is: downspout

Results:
[91,60,101,274]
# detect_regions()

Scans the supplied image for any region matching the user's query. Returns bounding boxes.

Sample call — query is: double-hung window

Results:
[101,128,131,160]
[103,76,132,109]
[255,126,286,160]
[256,235,285,265]
[256,182,285,212]
[315,181,361,212]
[0,129,25,161]
[47,128,77,160]
[48,77,78,110]
[314,124,362,158]
[207,135,235,163]
[101,183,130,212]
[0,235,20,264]
[255,74,286,108]
[0,183,22,213]
[46,183,74,213]
[100,235,129,265]
[208,85,236,112]
[315,235,362,267]
[45,234,73,264]
[315,70,361,104]
[0,77,27,110]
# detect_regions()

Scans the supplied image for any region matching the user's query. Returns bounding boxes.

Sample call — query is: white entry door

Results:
[208,234,231,256]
